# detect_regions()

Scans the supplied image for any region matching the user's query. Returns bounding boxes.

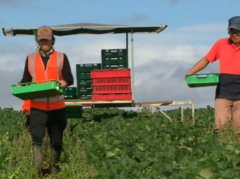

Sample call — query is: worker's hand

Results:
[185,74,188,81]
[23,110,30,117]
[185,72,193,81]
[59,80,67,88]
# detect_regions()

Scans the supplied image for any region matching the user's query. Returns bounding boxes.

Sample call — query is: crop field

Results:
[1,106,240,179]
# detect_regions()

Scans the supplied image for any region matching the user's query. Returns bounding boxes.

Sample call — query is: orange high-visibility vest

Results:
[22,100,31,113]
[28,51,65,111]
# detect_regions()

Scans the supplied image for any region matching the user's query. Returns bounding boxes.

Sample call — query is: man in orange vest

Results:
[19,26,74,174]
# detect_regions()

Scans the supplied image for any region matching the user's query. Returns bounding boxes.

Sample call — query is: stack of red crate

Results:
[91,69,132,100]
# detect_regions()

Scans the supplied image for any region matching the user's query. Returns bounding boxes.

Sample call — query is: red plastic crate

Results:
[92,77,131,85]
[92,93,132,100]
[91,69,131,78]
[92,85,131,94]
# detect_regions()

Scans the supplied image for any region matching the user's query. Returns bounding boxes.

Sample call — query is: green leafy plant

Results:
[1,107,240,178]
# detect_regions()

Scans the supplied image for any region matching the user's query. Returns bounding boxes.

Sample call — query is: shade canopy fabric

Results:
[2,23,167,37]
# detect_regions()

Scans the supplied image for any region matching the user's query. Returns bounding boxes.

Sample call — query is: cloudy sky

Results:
[0,0,238,110]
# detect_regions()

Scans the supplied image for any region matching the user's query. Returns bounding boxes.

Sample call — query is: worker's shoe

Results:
[50,148,61,174]
[33,145,42,173]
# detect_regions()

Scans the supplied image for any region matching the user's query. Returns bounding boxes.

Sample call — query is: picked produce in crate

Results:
[12,80,64,100]
[186,73,219,87]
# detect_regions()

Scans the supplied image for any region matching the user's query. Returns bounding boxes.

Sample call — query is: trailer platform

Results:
[64,100,195,122]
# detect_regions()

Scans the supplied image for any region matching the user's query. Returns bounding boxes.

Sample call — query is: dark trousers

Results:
[30,108,67,150]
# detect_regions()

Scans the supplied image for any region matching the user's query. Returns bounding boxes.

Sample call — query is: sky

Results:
[0,0,239,111]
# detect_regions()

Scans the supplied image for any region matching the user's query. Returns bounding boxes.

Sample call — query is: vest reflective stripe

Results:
[57,52,62,80]
[28,51,66,110]
[30,53,36,81]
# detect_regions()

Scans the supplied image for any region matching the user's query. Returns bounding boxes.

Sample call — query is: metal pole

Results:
[131,30,134,101]
[181,104,184,122]
[126,33,128,53]
[192,101,195,124]
[156,107,172,122]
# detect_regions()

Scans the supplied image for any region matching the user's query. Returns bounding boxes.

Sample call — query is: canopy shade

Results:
[2,23,167,37]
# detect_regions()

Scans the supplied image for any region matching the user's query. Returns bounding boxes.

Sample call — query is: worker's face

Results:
[229,28,240,43]
[38,39,53,52]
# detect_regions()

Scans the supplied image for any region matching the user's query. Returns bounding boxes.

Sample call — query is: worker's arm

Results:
[19,57,32,83]
[186,57,209,77]
[186,39,220,77]
[61,54,74,87]
[22,110,30,117]
[22,100,31,117]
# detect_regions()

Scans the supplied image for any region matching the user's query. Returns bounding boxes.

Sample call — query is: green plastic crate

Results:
[102,57,128,69]
[102,60,128,68]
[101,49,128,69]
[66,105,82,118]
[101,49,128,58]
[76,73,91,80]
[12,80,63,100]
[186,73,219,87]
[66,106,82,112]
[77,80,92,88]
[67,113,82,118]
[78,87,93,96]
[77,95,92,100]
[62,87,77,99]
[76,63,101,73]
[102,64,126,69]
[66,107,82,118]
